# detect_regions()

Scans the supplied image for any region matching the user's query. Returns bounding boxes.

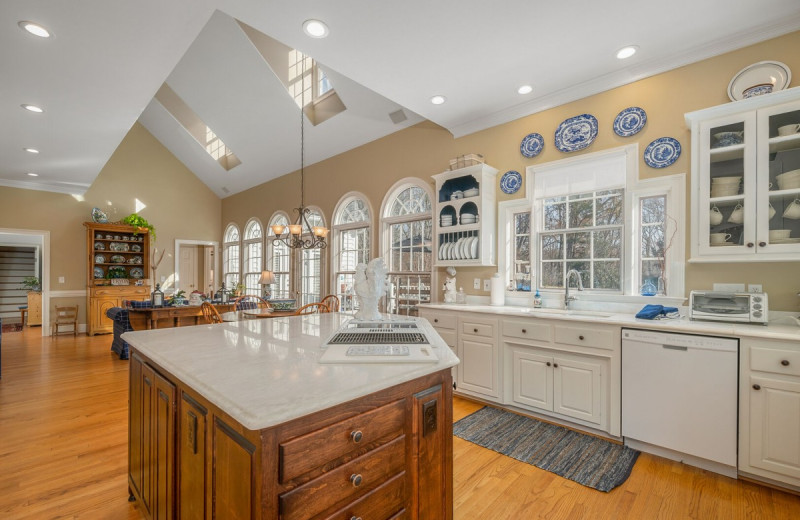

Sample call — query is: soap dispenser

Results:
[533,288,542,308]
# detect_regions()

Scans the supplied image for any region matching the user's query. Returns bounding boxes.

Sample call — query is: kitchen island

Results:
[122,313,459,520]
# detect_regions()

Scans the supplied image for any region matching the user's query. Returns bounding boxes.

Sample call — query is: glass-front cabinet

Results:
[686,87,800,261]
[432,163,498,266]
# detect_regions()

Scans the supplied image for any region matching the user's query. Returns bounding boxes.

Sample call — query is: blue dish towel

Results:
[636,305,680,320]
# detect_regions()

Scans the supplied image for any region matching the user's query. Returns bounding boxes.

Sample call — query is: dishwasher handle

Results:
[663,344,689,351]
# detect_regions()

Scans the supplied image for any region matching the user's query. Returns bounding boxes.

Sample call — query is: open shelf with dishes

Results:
[432,163,498,266]
[686,86,800,261]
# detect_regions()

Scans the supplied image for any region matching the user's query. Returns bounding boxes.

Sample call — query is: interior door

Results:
[179,246,197,294]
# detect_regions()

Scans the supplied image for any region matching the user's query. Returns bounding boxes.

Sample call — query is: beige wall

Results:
[222,30,800,311]
[0,123,221,323]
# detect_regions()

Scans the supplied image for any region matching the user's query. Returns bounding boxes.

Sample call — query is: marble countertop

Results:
[122,313,459,431]
[420,303,800,343]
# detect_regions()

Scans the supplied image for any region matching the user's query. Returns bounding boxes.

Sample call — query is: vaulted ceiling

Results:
[2,1,800,198]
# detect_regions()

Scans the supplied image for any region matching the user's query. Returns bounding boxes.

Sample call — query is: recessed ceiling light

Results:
[518,85,533,95]
[23,147,40,154]
[26,172,39,177]
[616,46,638,60]
[430,95,446,105]
[18,21,51,38]
[22,104,44,113]
[303,19,329,38]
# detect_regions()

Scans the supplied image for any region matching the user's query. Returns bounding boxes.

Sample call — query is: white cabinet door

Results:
[747,374,800,480]
[459,337,500,398]
[512,349,552,410]
[553,354,604,427]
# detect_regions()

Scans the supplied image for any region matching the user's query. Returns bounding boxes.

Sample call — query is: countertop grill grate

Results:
[328,332,428,345]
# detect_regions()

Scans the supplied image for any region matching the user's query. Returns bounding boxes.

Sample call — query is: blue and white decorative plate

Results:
[644,137,682,168]
[93,267,104,279]
[130,267,144,279]
[520,132,544,158]
[554,114,598,152]
[91,207,108,223]
[613,107,647,137]
[500,170,522,194]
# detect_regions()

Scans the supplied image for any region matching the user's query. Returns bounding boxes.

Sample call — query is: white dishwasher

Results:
[622,328,738,477]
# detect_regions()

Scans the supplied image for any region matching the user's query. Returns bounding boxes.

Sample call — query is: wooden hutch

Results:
[84,222,151,336]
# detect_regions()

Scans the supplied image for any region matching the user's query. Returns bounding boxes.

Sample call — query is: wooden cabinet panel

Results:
[554,323,616,350]
[154,374,175,520]
[26,292,42,326]
[280,399,405,484]
[179,393,207,520]
[213,417,256,519]
[414,385,449,520]
[92,296,118,334]
[553,354,603,426]
[502,318,551,342]
[747,374,800,480]
[750,346,800,377]
[461,319,495,338]
[512,349,553,410]
[459,338,499,398]
[320,472,406,520]
[129,354,145,505]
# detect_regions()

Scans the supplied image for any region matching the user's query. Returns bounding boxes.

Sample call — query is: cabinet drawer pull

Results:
[521,328,527,333]
[350,517,363,520]
[546,361,551,367]
[553,363,558,368]
[747,242,754,248]
[578,335,584,340]
[781,359,790,366]
[753,384,761,390]
[474,328,478,333]
[350,430,363,443]
[434,318,439,323]
[350,474,363,487]
[759,241,767,247]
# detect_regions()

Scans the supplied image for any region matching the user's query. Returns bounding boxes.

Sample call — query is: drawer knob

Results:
[553,363,559,368]
[350,517,363,520]
[753,384,761,390]
[350,430,363,443]
[781,360,790,366]
[474,328,478,333]
[434,318,439,323]
[546,361,551,367]
[350,474,363,487]
[759,241,767,247]
[746,242,754,248]
[578,335,585,340]
[522,328,527,333]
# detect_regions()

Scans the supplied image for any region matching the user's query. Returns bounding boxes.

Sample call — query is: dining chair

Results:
[233,295,272,311]
[294,302,330,315]
[320,294,340,312]
[52,305,78,336]
[200,301,223,324]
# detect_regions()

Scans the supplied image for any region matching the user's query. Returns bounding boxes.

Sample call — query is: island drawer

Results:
[279,399,405,483]
[554,324,616,350]
[279,436,406,520]
[320,471,406,520]
[750,346,800,377]
[501,318,551,342]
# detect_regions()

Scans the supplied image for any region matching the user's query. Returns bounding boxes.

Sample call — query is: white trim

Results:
[0,227,49,336]
[0,178,90,196]
[450,17,800,139]
[173,239,220,296]
[330,192,373,298]
[242,217,265,294]
[497,199,533,305]
[50,290,87,298]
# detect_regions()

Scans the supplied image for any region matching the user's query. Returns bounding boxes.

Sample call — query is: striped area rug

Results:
[453,406,639,492]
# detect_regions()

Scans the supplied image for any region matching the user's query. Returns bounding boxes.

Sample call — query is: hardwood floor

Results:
[0,327,797,519]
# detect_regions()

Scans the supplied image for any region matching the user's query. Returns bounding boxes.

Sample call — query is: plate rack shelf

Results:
[432,163,497,266]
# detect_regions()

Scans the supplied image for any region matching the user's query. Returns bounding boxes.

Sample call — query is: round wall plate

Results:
[500,170,522,194]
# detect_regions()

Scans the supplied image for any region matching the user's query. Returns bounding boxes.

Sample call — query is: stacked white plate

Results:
[460,213,477,225]
[711,176,741,198]
[438,237,480,260]
[776,169,800,190]
[463,188,479,197]
[440,215,453,227]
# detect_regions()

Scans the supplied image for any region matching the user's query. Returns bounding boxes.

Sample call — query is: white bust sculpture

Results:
[354,258,389,321]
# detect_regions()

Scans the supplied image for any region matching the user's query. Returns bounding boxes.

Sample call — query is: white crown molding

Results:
[449,14,800,138]
[0,179,89,196]
[50,290,87,298]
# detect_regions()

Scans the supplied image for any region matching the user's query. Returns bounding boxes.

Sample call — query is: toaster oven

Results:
[689,290,768,324]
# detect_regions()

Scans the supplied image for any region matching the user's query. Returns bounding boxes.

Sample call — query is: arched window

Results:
[267,213,291,299]
[242,219,263,295]
[332,193,371,312]
[381,181,433,316]
[298,207,326,306]
[222,223,240,291]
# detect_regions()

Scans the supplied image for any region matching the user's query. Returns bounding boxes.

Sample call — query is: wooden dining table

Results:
[128,303,236,330]
[221,308,297,322]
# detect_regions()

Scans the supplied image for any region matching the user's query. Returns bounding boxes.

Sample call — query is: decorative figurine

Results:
[354,258,389,321]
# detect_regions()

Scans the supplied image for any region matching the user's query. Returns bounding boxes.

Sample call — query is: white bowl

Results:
[711,187,740,197]
[463,188,479,197]
[769,229,791,240]
[711,177,742,184]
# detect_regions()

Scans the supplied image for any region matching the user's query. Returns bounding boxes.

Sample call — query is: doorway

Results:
[174,239,219,297]
[0,229,49,335]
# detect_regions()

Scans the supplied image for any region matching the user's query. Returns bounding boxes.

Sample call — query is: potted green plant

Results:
[170,289,187,306]
[19,276,41,292]
[121,213,156,240]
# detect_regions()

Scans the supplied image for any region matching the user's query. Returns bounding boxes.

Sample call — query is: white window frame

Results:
[331,192,373,312]
[380,178,434,316]
[296,205,327,306]
[267,211,292,300]
[498,199,534,306]
[242,218,264,296]
[522,144,686,307]
[222,223,241,291]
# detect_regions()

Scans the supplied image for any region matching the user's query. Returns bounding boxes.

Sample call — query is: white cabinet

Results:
[432,163,497,267]
[686,87,800,262]
[739,338,800,489]
[457,316,501,400]
[418,308,458,384]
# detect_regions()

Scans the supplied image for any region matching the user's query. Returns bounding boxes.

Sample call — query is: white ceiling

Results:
[2,1,800,198]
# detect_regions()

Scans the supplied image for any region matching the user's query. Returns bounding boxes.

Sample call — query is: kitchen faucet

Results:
[565,269,584,309]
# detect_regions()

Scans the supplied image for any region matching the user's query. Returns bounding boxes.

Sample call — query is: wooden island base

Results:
[129,348,454,520]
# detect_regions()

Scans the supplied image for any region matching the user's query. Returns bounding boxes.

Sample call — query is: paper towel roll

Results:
[490,273,504,306]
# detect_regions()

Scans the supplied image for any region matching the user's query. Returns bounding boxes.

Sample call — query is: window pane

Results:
[593,229,621,259]
[544,200,566,230]
[641,196,666,224]
[515,236,530,262]
[541,262,563,288]
[568,199,593,228]
[597,193,623,225]
[593,261,621,290]
[641,224,665,257]
[641,260,662,287]
[514,212,531,234]
[565,261,590,287]
[541,234,563,260]
[566,232,590,259]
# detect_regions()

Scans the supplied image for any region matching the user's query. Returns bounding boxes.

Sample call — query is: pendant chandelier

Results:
[270,105,328,249]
